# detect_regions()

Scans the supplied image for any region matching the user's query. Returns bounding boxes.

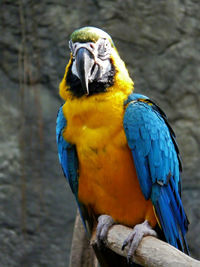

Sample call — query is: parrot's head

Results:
[60,27,133,99]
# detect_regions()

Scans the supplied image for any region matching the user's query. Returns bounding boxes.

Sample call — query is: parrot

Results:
[56,26,189,265]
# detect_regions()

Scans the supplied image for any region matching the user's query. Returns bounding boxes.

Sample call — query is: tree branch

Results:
[70,213,200,267]
[91,224,200,267]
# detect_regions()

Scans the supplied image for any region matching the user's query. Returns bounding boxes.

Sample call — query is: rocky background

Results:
[0,0,199,266]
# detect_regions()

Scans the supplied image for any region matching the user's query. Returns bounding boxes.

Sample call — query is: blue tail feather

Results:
[154,181,189,254]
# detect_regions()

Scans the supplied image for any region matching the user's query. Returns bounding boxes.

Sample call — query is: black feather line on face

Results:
[66,59,116,98]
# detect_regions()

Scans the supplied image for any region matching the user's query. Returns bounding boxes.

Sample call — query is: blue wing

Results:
[56,106,90,232]
[56,106,79,196]
[123,93,189,254]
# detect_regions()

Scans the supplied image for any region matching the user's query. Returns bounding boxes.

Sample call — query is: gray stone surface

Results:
[0,0,199,266]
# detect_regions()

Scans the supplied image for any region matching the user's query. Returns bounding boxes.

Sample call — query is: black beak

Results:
[76,48,95,95]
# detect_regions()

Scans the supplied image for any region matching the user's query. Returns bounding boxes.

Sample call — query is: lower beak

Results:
[76,48,95,95]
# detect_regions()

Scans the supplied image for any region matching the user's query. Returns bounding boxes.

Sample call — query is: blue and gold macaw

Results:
[56,26,189,264]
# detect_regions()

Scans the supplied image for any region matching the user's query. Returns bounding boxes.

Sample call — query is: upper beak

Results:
[75,47,95,95]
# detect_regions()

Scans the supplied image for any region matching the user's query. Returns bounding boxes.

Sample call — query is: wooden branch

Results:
[69,212,98,267]
[91,224,200,267]
[70,212,200,267]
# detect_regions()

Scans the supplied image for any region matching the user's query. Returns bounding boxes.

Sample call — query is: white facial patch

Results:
[69,38,112,61]
[71,59,79,78]
[69,38,113,82]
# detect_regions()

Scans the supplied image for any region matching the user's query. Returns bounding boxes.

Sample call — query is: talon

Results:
[96,214,115,248]
[122,240,128,251]
[122,220,157,263]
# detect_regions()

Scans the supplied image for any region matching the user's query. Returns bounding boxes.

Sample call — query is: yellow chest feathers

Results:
[62,92,129,149]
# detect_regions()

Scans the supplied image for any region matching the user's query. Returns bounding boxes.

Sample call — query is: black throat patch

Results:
[66,60,116,98]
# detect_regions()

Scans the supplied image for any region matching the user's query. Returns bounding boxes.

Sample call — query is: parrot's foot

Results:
[96,214,115,248]
[122,220,157,263]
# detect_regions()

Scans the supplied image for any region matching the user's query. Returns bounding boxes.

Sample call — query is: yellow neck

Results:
[62,90,129,145]
[60,49,134,146]
[59,48,134,101]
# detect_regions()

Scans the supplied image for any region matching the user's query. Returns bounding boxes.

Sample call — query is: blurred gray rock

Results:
[0,0,199,266]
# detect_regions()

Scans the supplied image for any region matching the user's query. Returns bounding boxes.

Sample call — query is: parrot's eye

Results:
[69,40,96,58]
[68,38,112,61]
[97,38,111,59]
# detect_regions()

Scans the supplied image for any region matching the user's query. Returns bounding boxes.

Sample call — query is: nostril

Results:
[90,43,95,49]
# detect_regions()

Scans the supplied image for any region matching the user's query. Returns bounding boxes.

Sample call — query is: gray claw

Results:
[122,220,157,263]
[96,215,115,248]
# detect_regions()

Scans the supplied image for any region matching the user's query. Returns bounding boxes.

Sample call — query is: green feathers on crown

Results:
[70,26,115,47]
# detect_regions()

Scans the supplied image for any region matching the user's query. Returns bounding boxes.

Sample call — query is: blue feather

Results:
[56,107,78,194]
[56,106,89,232]
[123,93,189,254]
[132,149,152,200]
